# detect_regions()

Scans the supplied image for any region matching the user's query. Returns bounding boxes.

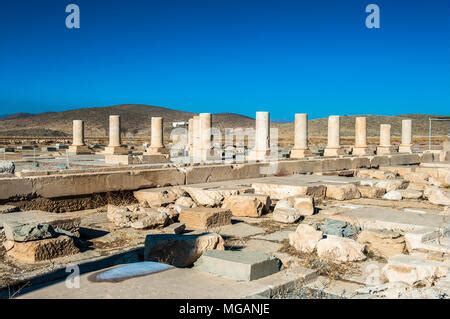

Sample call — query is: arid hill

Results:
[0,105,448,143]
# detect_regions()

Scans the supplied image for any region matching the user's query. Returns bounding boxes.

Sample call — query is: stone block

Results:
[289,224,323,253]
[325,184,360,200]
[134,188,178,207]
[316,235,366,263]
[222,194,270,217]
[288,196,315,216]
[7,235,79,263]
[162,223,186,234]
[194,250,281,281]
[357,229,405,259]
[144,233,224,267]
[179,207,232,230]
[357,185,385,199]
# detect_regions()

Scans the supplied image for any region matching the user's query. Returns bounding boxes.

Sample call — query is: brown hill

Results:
[0,105,448,145]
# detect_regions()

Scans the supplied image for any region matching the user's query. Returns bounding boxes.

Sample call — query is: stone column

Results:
[72,120,84,146]
[191,116,201,162]
[399,119,413,153]
[376,124,396,155]
[248,111,270,161]
[290,113,312,158]
[68,120,92,154]
[353,117,372,155]
[324,115,345,156]
[104,115,128,155]
[188,118,194,152]
[145,117,167,155]
[199,113,213,162]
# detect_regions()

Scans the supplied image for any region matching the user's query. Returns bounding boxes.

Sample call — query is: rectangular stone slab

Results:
[194,250,281,281]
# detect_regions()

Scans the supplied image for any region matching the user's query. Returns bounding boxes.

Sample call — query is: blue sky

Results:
[0,0,449,120]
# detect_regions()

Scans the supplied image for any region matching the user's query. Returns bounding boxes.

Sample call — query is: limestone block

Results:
[325,184,361,201]
[222,194,270,217]
[289,224,323,253]
[403,172,430,184]
[175,196,195,208]
[107,205,169,229]
[316,236,366,263]
[7,235,79,263]
[0,161,15,174]
[144,233,225,267]
[375,179,408,192]
[179,207,232,230]
[398,189,422,200]
[383,191,402,201]
[357,185,385,199]
[272,200,303,224]
[162,223,186,234]
[382,255,448,286]
[134,188,178,207]
[424,187,450,206]
[356,169,396,180]
[357,230,405,259]
[288,196,315,216]
[182,185,252,207]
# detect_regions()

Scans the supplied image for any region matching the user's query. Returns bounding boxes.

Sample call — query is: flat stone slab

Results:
[194,250,281,281]
[217,222,265,238]
[253,230,292,242]
[179,207,232,230]
[241,239,283,255]
[332,207,448,232]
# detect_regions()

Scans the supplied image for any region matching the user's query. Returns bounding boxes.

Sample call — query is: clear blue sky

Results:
[0,0,449,120]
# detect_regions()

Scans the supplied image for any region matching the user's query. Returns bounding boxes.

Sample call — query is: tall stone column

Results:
[68,120,92,154]
[191,116,201,162]
[290,113,312,158]
[188,118,194,152]
[199,113,213,162]
[399,119,413,153]
[104,115,128,155]
[145,117,167,155]
[248,111,271,161]
[353,117,372,155]
[324,115,345,156]
[376,124,396,155]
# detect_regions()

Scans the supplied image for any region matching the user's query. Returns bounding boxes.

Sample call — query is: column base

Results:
[352,147,374,156]
[398,145,413,153]
[144,146,169,155]
[103,146,129,155]
[323,147,346,157]
[68,145,93,155]
[290,148,313,159]
[247,149,271,161]
[376,146,398,155]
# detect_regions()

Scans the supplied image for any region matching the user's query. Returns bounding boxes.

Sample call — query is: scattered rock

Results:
[325,184,361,201]
[0,205,20,214]
[107,204,169,229]
[133,189,178,207]
[382,255,448,286]
[357,230,405,259]
[383,191,402,201]
[162,222,186,234]
[144,233,225,267]
[398,189,422,200]
[175,196,195,208]
[424,187,450,206]
[272,200,303,224]
[3,222,56,242]
[182,186,252,207]
[357,169,396,180]
[375,180,408,192]
[319,219,359,238]
[403,172,429,184]
[428,168,450,188]
[316,235,366,263]
[357,185,386,199]
[0,161,15,174]
[179,207,232,230]
[222,194,270,217]
[288,196,315,216]
[289,224,323,253]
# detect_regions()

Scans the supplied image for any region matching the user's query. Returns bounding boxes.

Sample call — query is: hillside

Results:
[0,105,448,141]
